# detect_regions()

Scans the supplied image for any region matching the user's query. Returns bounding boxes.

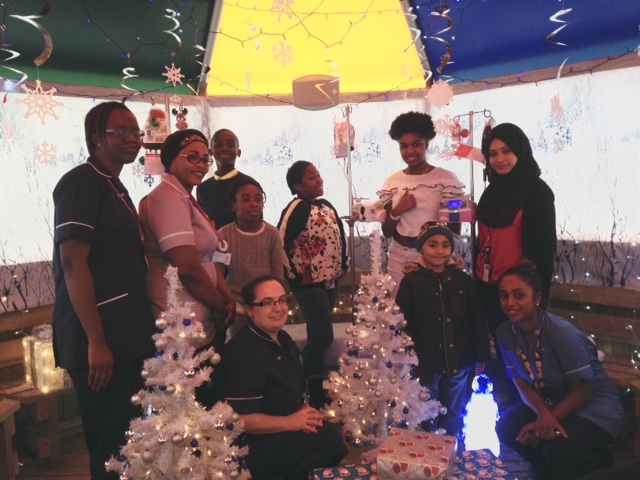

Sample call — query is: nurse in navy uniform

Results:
[52,101,156,480]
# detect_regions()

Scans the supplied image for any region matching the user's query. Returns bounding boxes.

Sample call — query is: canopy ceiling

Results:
[0,0,637,103]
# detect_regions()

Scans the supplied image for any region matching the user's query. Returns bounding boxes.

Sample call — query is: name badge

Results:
[212,251,231,265]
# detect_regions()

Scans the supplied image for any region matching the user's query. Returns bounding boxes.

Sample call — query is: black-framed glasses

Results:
[178,153,214,166]
[250,296,289,308]
[105,128,145,139]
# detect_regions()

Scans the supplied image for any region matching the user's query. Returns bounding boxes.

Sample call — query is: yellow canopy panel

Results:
[206,0,428,98]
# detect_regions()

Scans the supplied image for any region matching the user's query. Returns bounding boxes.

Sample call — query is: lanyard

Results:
[105,177,145,245]
[517,324,554,409]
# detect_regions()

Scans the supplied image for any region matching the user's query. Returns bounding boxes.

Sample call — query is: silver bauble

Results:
[375,390,382,398]
[155,338,167,350]
[166,384,176,394]
[419,391,429,401]
[230,471,239,478]
[155,317,168,329]
[130,393,142,406]
[142,450,154,462]
[439,405,448,415]
[211,352,221,364]
[172,433,184,444]
[140,369,150,379]
[390,376,397,384]
[231,413,240,422]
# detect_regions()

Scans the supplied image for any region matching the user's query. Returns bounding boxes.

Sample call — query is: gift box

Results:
[377,429,457,479]
[23,324,64,392]
[450,449,516,480]
[309,461,378,479]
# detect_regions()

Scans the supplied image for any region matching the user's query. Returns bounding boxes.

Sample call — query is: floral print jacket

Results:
[277,197,348,289]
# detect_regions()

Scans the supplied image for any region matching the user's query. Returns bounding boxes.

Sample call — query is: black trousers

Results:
[496,402,614,480]
[68,358,146,480]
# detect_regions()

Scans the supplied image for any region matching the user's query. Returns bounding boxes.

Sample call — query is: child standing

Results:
[395,221,489,441]
[197,129,254,229]
[218,178,285,339]
[277,161,348,409]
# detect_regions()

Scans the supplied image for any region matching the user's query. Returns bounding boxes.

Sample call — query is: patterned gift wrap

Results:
[309,462,378,479]
[450,449,517,480]
[377,428,457,479]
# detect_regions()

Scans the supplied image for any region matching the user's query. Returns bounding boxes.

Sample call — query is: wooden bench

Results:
[548,282,640,453]
[0,398,20,480]
[0,381,74,464]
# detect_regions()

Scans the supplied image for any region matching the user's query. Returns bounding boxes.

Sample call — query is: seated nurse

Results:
[219,276,347,480]
[495,260,623,480]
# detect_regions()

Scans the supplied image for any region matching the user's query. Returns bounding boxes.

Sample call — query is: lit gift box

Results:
[23,324,64,392]
[309,462,378,479]
[451,449,516,480]
[377,429,457,479]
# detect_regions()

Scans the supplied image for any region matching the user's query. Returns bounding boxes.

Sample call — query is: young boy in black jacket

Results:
[395,221,490,441]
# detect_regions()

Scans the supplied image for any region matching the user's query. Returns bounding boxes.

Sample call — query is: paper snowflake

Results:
[440,145,458,161]
[272,40,294,66]
[434,115,454,136]
[131,164,145,178]
[34,140,57,166]
[16,80,63,125]
[168,94,182,106]
[163,63,185,87]
[426,80,454,108]
[270,0,294,22]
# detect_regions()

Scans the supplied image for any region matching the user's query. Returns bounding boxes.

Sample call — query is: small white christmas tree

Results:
[323,231,443,447]
[106,266,250,480]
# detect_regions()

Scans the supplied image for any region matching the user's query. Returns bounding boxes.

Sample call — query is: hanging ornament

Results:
[426,80,454,108]
[172,106,189,130]
[142,106,170,175]
[16,80,63,125]
[547,8,572,47]
[155,317,168,330]
[10,1,53,67]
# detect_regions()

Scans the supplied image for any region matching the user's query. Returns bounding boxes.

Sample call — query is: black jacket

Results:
[395,264,490,382]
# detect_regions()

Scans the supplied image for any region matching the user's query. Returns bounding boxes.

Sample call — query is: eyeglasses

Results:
[105,128,145,139]
[250,296,289,308]
[178,153,214,166]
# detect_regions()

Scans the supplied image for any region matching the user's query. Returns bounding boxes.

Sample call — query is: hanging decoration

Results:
[10,0,53,67]
[142,105,170,175]
[172,105,189,130]
[16,80,63,125]
[547,8,572,47]
[121,65,139,92]
[428,4,454,75]
[163,63,185,87]
[426,80,454,108]
[161,9,184,88]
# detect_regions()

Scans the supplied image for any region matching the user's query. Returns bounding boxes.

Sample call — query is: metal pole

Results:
[344,107,357,311]
[468,111,476,278]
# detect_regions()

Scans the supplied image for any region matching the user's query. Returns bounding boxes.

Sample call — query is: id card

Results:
[212,251,231,265]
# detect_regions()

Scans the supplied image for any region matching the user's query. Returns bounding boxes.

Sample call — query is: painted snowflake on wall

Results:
[272,40,294,66]
[131,164,145,178]
[163,63,185,87]
[16,80,63,125]
[270,0,294,22]
[434,115,454,137]
[34,141,57,165]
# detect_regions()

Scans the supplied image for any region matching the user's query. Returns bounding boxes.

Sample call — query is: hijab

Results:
[477,123,541,228]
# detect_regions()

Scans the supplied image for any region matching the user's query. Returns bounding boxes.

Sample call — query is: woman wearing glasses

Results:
[220,276,347,480]
[53,102,157,479]
[139,129,235,405]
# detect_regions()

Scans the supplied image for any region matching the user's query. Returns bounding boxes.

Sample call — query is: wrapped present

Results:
[23,324,64,392]
[377,429,457,479]
[451,449,516,480]
[309,462,378,479]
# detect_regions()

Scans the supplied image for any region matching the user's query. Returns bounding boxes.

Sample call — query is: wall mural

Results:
[0,67,638,314]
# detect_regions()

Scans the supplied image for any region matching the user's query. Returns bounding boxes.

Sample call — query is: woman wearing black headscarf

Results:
[475,123,556,342]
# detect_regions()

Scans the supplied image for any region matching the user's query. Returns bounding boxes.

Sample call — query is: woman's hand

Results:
[391,189,416,218]
[290,405,325,433]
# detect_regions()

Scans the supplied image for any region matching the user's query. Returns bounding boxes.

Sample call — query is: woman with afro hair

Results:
[378,111,465,295]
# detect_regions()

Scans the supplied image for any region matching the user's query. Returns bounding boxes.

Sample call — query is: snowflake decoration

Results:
[168,94,182,106]
[550,93,565,124]
[270,0,294,22]
[16,80,63,125]
[162,63,185,87]
[426,80,454,108]
[1,118,16,140]
[144,175,155,187]
[553,137,565,153]
[131,164,145,178]
[440,145,458,162]
[246,72,253,91]
[434,115,454,136]
[272,40,294,66]
[34,140,57,166]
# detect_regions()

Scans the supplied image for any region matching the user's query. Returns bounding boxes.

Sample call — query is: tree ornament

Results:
[162,63,185,87]
[184,368,196,378]
[155,338,167,350]
[140,369,149,379]
[172,433,184,444]
[166,384,176,394]
[158,436,167,445]
[439,405,448,415]
[211,352,222,364]
[142,450,153,462]
[155,317,168,330]
[130,393,142,406]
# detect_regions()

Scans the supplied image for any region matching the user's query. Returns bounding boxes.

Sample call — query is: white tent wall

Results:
[1,67,638,313]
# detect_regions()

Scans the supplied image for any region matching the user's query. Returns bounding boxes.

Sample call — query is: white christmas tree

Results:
[323,231,443,447]
[106,266,250,480]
